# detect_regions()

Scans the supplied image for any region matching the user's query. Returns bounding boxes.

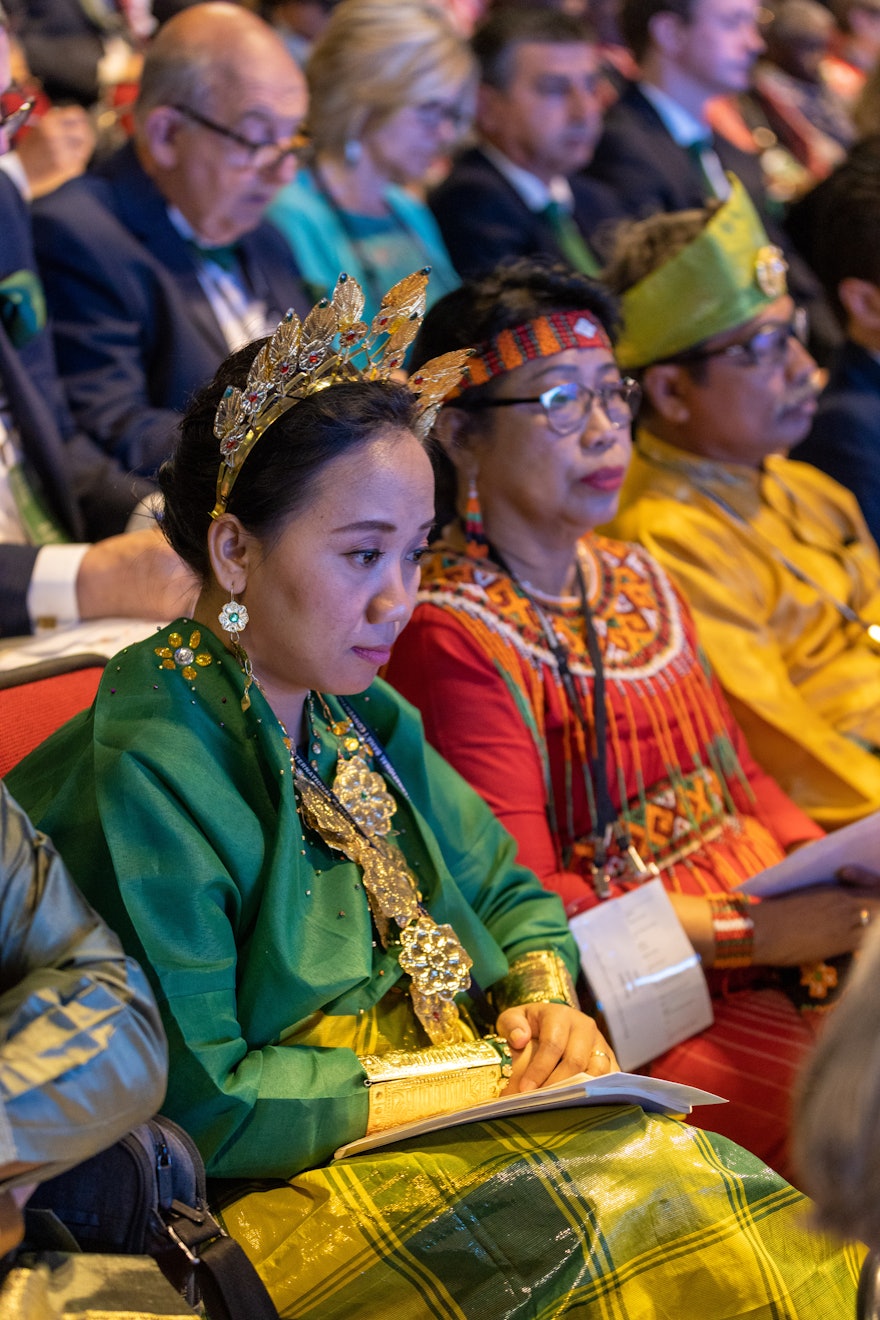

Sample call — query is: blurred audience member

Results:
[604,179,880,829]
[824,0,880,106]
[588,0,836,354]
[9,102,95,197]
[795,920,880,1251]
[0,4,194,648]
[269,0,470,323]
[262,0,341,67]
[30,2,310,479]
[749,0,852,183]
[4,0,149,110]
[430,8,624,279]
[0,783,167,1255]
[790,145,880,544]
[853,51,880,132]
[587,0,767,214]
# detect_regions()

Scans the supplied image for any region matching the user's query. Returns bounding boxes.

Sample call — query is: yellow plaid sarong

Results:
[222,1103,860,1318]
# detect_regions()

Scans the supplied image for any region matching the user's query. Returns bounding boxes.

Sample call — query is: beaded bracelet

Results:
[707,894,755,968]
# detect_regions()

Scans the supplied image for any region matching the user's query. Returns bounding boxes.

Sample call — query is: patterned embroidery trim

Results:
[417,539,686,684]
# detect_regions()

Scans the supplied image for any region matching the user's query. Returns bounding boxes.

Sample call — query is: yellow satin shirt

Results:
[607,430,880,829]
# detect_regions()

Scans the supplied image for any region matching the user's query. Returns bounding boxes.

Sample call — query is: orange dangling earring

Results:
[464,475,488,560]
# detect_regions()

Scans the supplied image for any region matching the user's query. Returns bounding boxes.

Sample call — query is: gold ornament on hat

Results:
[210,269,471,519]
[754,245,788,299]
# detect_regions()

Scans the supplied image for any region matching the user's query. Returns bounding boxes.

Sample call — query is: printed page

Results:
[568,879,714,1071]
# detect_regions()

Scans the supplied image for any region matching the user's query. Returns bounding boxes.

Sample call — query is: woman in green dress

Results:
[7,274,862,1318]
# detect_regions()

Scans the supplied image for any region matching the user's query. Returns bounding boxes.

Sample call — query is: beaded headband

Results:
[210,269,472,519]
[445,309,613,401]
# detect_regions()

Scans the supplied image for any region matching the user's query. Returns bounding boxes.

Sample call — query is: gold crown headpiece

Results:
[210,268,470,519]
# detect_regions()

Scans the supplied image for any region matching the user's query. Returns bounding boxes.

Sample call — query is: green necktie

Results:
[185,239,242,274]
[0,269,47,349]
[685,138,720,200]
[542,201,601,277]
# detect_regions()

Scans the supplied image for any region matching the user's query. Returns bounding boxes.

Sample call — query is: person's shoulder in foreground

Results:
[0,782,167,1252]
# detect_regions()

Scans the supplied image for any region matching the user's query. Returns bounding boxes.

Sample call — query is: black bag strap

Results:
[198,1234,280,1320]
[163,1200,279,1320]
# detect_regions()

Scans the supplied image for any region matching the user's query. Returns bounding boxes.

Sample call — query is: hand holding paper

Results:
[498,1001,618,1095]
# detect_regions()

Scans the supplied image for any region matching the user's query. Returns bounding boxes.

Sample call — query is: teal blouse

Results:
[7,622,577,1180]
[267,168,460,323]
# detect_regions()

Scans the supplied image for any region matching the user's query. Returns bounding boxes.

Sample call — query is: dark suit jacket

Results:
[0,172,154,637]
[586,82,768,218]
[585,82,831,343]
[791,340,880,546]
[31,142,310,477]
[429,146,626,280]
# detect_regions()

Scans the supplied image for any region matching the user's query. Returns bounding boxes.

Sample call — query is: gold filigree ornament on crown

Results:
[210,268,472,519]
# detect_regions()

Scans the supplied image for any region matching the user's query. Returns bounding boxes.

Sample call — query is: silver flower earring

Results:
[218,588,249,635]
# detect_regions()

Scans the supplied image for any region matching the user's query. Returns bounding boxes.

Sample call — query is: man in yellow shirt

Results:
[604,176,880,829]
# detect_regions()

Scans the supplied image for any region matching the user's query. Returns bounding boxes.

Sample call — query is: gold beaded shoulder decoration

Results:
[210,268,471,519]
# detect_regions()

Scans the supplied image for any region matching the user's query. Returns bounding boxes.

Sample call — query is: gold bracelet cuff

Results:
[359,1038,512,1135]
[491,950,578,1014]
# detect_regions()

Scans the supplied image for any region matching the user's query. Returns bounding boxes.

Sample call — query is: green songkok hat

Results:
[615,175,788,371]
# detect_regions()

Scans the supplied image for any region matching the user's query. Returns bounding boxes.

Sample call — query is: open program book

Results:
[334,1072,725,1159]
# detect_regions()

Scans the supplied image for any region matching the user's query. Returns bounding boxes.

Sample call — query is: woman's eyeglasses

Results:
[465,378,641,436]
[412,101,470,133]
[171,104,310,171]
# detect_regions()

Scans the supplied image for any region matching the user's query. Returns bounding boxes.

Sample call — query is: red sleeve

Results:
[386,605,594,911]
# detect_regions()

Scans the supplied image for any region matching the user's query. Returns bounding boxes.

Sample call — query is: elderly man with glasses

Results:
[603,176,880,831]
[30,1,310,477]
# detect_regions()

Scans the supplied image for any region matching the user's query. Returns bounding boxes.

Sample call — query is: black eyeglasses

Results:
[464,378,641,436]
[673,306,809,371]
[171,104,309,172]
[0,88,36,138]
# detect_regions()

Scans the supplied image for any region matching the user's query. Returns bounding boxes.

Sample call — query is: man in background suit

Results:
[31,2,310,477]
[0,5,193,642]
[430,8,624,280]
[587,0,834,348]
[587,0,767,215]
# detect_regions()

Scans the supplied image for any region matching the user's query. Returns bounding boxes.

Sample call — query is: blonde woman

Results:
[268,0,474,320]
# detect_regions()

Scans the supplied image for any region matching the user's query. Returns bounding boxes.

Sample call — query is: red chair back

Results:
[0,659,105,778]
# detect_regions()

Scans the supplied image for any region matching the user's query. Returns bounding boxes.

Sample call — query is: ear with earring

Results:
[343,138,362,167]
[218,587,257,712]
[464,474,488,560]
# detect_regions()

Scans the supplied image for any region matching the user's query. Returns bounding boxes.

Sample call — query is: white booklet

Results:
[568,879,714,1072]
[334,1071,725,1160]
[738,808,880,899]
